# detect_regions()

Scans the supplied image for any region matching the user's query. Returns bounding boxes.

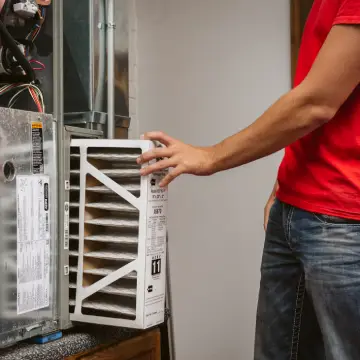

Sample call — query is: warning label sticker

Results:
[31,121,44,174]
[16,175,51,315]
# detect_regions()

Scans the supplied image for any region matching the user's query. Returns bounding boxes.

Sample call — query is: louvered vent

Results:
[69,140,167,329]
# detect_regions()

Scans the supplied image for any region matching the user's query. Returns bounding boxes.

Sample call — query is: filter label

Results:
[16,175,50,315]
[144,171,167,328]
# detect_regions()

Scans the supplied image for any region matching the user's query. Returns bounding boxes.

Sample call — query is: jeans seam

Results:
[290,273,305,360]
[285,206,295,248]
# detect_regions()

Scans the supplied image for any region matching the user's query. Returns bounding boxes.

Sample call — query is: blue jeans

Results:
[254,199,360,360]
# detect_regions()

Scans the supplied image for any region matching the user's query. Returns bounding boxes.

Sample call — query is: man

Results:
[138,1,360,359]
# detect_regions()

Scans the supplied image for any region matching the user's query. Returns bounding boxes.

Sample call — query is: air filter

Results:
[68,139,167,329]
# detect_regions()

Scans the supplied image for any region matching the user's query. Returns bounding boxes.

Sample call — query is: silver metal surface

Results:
[0,108,57,348]
[94,0,106,112]
[64,0,130,134]
[64,113,130,136]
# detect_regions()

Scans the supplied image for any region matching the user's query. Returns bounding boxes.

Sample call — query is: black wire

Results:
[0,19,36,82]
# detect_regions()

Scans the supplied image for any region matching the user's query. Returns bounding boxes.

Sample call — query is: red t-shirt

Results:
[277,0,360,219]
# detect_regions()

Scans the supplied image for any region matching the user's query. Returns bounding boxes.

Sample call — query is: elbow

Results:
[308,103,337,128]
[293,86,338,130]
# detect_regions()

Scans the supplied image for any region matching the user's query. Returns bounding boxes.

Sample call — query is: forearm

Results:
[210,85,335,173]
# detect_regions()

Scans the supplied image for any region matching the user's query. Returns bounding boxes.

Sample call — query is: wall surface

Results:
[134,1,290,359]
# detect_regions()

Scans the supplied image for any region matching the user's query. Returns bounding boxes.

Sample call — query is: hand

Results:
[137,131,216,187]
[263,181,279,231]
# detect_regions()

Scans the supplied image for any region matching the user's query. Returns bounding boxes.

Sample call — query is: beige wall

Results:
[133,1,291,358]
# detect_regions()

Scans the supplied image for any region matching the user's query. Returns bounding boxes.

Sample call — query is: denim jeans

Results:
[254,199,360,360]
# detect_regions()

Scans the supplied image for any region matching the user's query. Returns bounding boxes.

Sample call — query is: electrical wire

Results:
[26,7,46,42]
[29,83,44,112]
[30,59,45,71]
[3,83,45,112]
[0,6,47,112]
[29,87,42,112]
[8,85,28,108]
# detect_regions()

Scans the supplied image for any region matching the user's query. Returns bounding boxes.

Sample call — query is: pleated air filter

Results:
[68,140,167,329]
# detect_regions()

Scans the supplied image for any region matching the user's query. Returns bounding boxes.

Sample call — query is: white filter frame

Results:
[69,139,167,329]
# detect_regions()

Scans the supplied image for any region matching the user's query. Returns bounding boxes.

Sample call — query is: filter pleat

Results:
[69,299,136,317]
[71,168,140,179]
[70,234,138,245]
[69,266,137,279]
[71,184,141,194]
[86,201,137,213]
[85,218,139,228]
[69,282,136,297]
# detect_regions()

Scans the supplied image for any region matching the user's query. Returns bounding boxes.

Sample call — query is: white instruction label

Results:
[144,172,167,328]
[147,171,167,255]
[16,175,50,315]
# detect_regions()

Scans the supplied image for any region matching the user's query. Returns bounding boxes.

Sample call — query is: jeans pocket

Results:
[312,213,360,226]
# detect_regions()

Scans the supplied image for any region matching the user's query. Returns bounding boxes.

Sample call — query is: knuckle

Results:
[155,148,163,156]
[146,150,155,159]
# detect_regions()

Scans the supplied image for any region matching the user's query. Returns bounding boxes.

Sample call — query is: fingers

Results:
[159,166,184,187]
[142,131,175,147]
[140,158,176,176]
[137,147,172,164]
[263,214,268,231]
[263,200,274,231]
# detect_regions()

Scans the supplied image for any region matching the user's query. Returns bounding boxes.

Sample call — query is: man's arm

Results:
[138,25,360,187]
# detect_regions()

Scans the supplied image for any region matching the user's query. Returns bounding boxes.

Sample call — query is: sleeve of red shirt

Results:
[333,0,360,25]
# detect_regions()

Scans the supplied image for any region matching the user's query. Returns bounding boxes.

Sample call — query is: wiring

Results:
[30,59,45,71]
[0,5,47,112]
[26,7,46,43]
[28,86,42,112]
[2,82,45,112]
[0,19,35,81]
